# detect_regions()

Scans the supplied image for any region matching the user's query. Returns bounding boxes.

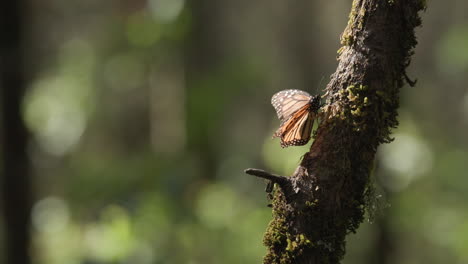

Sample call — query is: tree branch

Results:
[244,168,288,187]
[259,1,425,263]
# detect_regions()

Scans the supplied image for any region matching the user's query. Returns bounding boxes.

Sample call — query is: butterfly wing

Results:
[271,89,312,123]
[273,104,316,147]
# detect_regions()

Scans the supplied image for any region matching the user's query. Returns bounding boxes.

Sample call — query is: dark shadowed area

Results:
[1,1,467,264]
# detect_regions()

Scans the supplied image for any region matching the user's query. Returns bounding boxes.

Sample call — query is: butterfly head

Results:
[310,95,321,113]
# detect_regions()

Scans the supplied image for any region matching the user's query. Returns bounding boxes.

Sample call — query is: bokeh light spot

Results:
[195,183,243,229]
[84,205,135,262]
[149,0,185,23]
[24,77,87,155]
[32,196,70,234]
[379,133,433,191]
[23,38,95,156]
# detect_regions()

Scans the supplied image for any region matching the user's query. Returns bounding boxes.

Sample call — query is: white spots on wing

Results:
[280,138,308,148]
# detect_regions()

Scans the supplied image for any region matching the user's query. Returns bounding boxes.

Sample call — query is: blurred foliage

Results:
[1,0,468,264]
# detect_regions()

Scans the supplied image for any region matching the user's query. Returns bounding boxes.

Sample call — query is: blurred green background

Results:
[1,0,468,263]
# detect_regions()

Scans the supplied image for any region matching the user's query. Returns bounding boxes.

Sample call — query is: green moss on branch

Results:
[262,0,425,263]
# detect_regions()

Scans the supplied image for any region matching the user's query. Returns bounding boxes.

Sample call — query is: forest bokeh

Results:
[1,0,468,264]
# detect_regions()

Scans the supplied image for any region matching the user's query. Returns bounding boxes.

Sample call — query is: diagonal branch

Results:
[258,1,426,264]
[245,168,289,187]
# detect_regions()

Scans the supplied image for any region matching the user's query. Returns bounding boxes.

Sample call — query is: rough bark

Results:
[0,0,32,264]
[247,1,425,263]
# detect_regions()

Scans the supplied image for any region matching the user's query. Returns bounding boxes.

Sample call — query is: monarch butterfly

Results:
[271,89,321,148]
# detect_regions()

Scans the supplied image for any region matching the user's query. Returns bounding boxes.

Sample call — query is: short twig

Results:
[244,168,289,186]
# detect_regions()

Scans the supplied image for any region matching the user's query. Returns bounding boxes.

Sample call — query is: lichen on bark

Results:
[260,1,425,263]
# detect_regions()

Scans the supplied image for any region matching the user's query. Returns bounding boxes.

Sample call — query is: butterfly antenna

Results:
[316,76,325,94]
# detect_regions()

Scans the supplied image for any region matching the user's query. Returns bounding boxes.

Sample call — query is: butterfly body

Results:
[271,89,321,148]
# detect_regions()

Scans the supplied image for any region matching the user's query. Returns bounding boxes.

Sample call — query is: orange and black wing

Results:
[273,104,316,148]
